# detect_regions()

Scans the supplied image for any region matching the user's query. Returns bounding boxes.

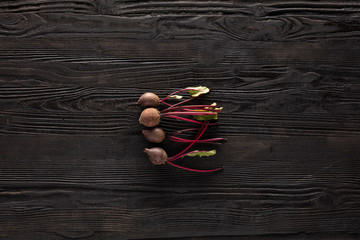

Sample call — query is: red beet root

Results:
[137,92,159,107]
[144,147,167,165]
[144,147,222,172]
[142,127,166,143]
[139,108,161,127]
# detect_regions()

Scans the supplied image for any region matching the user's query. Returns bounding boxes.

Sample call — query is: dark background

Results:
[0,0,360,239]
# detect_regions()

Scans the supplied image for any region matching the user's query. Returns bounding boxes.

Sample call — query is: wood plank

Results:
[0,0,100,14]
[1,1,360,17]
[0,13,360,40]
[0,87,359,136]
[1,134,359,187]
[0,134,359,237]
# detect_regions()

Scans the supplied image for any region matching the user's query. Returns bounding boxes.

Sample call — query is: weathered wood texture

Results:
[0,1,360,239]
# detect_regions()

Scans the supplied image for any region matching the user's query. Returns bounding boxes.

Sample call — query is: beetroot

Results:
[144,147,167,165]
[139,108,161,127]
[142,127,166,143]
[137,92,159,107]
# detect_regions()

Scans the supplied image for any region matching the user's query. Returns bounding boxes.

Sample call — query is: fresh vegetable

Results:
[137,92,160,107]
[138,86,225,173]
[142,127,166,143]
[139,108,161,127]
[144,147,167,165]
[143,121,223,172]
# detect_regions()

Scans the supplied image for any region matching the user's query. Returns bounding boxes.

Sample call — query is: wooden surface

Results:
[0,1,360,239]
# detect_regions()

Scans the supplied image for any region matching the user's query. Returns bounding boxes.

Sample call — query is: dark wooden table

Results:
[0,1,360,239]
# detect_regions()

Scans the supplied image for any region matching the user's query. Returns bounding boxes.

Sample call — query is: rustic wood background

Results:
[0,0,360,239]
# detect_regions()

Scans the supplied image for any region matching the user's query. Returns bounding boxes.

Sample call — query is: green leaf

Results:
[169,95,183,99]
[193,113,218,120]
[205,102,223,111]
[186,86,210,97]
[192,102,222,120]
[183,150,216,158]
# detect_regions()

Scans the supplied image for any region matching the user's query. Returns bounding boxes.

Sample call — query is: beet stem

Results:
[162,105,221,113]
[167,161,223,173]
[194,121,206,139]
[164,107,221,114]
[163,111,217,116]
[159,88,198,103]
[167,97,195,108]
[170,136,225,143]
[173,127,200,136]
[170,138,219,145]
[184,108,221,112]
[162,101,172,107]
[166,115,203,124]
[171,123,219,136]
[168,122,208,161]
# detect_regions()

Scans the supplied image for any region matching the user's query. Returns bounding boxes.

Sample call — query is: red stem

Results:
[194,121,206,139]
[159,88,198,103]
[167,161,222,173]
[162,105,221,113]
[167,121,223,173]
[170,138,218,145]
[179,108,221,112]
[170,122,220,143]
[171,123,219,136]
[170,136,225,143]
[166,97,195,108]
[173,127,200,136]
[183,121,204,142]
[168,122,208,161]
[163,111,217,116]
[166,115,203,124]
[161,101,172,107]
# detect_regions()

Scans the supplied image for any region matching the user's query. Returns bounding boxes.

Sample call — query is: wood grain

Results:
[0,1,360,239]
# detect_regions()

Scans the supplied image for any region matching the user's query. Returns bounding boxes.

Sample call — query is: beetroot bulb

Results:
[142,127,166,143]
[137,92,160,107]
[144,147,167,165]
[139,108,161,127]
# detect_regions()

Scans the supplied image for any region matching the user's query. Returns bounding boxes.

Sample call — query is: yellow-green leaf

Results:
[186,86,210,97]
[183,150,216,158]
[169,95,183,99]
[205,102,223,111]
[193,113,218,120]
